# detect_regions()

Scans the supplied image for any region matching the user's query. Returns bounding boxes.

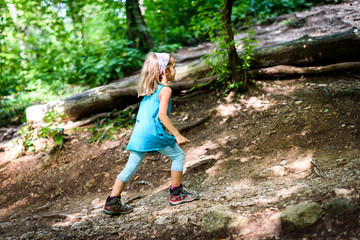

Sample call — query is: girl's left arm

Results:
[158,86,190,145]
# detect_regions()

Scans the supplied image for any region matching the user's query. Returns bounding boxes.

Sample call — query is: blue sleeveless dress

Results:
[126,84,176,152]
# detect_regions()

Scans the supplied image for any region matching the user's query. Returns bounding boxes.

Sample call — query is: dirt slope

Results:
[1,1,360,239]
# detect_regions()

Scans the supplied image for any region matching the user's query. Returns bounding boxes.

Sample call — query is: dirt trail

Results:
[1,1,360,239]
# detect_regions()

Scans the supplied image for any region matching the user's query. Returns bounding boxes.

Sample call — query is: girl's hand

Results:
[175,135,190,146]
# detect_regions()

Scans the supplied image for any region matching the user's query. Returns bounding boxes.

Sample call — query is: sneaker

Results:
[169,185,199,206]
[102,196,133,216]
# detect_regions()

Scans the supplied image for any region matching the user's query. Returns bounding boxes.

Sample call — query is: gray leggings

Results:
[117,144,185,183]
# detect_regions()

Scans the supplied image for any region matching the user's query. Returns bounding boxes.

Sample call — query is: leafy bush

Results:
[74,39,144,87]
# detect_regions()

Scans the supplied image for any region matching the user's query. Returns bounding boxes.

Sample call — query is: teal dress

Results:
[126,84,176,152]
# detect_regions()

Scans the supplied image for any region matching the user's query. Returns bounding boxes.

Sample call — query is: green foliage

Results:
[75,39,144,87]
[86,109,136,143]
[18,111,67,152]
[143,0,203,45]
[194,4,258,92]
[1,0,342,128]
[151,43,182,54]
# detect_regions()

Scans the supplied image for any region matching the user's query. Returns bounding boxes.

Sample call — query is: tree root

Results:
[176,110,216,132]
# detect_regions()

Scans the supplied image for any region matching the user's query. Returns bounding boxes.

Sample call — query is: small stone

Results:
[154,216,168,225]
[334,188,352,198]
[225,187,235,193]
[230,149,238,155]
[70,221,87,230]
[91,198,100,206]
[20,231,36,240]
[280,160,287,166]
[0,222,13,231]
[178,216,189,225]
[260,166,286,177]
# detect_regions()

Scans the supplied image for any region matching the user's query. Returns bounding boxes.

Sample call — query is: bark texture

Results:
[126,0,153,51]
[251,28,360,68]
[221,0,244,89]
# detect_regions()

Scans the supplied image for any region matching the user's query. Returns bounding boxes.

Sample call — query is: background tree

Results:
[126,0,153,52]
[221,0,245,90]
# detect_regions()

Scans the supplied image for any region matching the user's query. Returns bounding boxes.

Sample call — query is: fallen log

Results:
[26,75,216,124]
[251,27,360,68]
[26,28,360,124]
[250,61,360,78]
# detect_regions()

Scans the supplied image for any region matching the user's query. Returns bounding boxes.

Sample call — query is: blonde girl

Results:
[103,52,199,215]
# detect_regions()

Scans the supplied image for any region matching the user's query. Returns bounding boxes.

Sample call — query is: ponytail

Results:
[137,52,160,97]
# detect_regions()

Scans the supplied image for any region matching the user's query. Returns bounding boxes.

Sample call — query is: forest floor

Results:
[1,1,360,239]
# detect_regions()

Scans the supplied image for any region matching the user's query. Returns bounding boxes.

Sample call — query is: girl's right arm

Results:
[158,86,190,145]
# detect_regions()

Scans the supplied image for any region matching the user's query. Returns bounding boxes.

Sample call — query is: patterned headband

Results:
[155,53,170,75]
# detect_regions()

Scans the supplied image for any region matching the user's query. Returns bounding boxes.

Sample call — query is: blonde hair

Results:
[137,52,171,97]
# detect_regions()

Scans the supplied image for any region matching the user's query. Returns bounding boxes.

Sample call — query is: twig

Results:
[64,102,140,129]
[311,160,326,179]
[96,123,115,144]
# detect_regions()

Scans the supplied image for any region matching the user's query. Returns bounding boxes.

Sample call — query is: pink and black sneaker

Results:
[103,196,133,216]
[169,185,199,206]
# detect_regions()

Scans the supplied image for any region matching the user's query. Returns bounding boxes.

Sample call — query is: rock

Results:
[91,198,100,206]
[280,160,287,166]
[230,149,239,155]
[70,220,88,230]
[325,198,359,219]
[20,231,36,240]
[260,166,286,177]
[334,188,352,198]
[178,216,189,225]
[0,222,13,231]
[154,216,168,225]
[201,205,249,233]
[202,205,231,232]
[33,138,56,152]
[280,202,324,231]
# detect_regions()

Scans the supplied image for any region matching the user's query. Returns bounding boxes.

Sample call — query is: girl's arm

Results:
[158,86,190,145]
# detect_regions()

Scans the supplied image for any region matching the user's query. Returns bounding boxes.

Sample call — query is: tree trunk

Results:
[221,0,245,90]
[126,0,153,52]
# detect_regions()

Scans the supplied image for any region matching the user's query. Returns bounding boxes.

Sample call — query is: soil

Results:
[1,1,360,239]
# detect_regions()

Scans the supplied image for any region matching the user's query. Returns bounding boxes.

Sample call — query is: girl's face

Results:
[165,57,176,83]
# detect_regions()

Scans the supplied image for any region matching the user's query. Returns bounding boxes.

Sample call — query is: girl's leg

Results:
[159,144,199,205]
[158,144,185,187]
[110,150,146,196]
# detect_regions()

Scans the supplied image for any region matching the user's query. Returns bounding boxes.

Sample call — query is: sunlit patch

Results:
[231,178,254,191]
[239,157,249,163]
[275,185,301,199]
[287,153,312,172]
[235,210,282,238]
[216,104,242,117]
[184,140,222,169]
[0,198,29,218]
[239,96,274,111]
[152,205,187,216]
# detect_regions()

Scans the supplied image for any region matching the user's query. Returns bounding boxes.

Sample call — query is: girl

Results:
[103,52,199,215]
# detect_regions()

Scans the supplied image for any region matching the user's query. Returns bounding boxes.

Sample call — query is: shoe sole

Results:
[169,195,200,206]
[102,208,133,216]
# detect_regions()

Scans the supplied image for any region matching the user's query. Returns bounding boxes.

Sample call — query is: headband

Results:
[155,53,170,75]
